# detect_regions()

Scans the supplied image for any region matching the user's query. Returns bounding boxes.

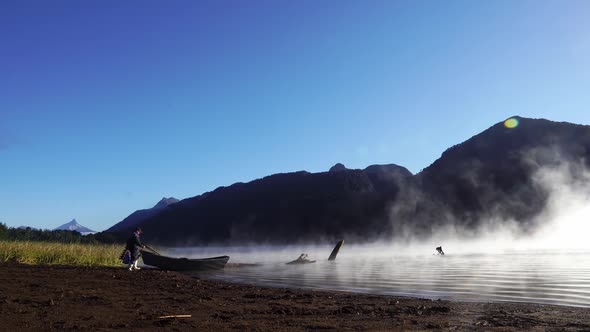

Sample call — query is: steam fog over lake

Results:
[164,245,590,308]
[159,178,590,308]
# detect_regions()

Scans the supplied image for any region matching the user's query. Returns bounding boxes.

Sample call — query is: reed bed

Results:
[0,241,124,267]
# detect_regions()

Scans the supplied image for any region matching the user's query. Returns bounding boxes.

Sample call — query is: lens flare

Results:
[504,118,519,129]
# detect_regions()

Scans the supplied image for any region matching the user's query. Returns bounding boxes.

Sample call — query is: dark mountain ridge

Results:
[412,116,590,234]
[106,197,179,233]
[135,168,412,245]
[105,116,590,245]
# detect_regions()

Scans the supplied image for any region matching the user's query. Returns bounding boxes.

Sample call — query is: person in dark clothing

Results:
[126,227,145,271]
[436,246,445,255]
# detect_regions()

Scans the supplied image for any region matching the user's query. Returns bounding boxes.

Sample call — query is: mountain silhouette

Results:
[329,163,348,172]
[106,197,179,233]
[407,116,590,235]
[103,116,590,245]
[110,167,411,245]
[54,219,95,233]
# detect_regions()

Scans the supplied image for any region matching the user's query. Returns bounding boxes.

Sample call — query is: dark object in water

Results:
[141,250,229,271]
[287,253,316,265]
[436,246,445,255]
[286,259,316,265]
[328,240,344,261]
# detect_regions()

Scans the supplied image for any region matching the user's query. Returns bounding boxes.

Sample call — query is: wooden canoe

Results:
[141,250,229,271]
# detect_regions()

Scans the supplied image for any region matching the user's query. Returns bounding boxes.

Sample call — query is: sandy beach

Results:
[1,262,589,331]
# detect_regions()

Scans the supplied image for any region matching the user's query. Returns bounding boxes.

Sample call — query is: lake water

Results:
[166,245,590,308]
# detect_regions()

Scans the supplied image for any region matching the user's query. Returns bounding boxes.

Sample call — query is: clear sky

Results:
[1,0,589,231]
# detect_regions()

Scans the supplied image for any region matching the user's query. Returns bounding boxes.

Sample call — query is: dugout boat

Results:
[141,250,229,271]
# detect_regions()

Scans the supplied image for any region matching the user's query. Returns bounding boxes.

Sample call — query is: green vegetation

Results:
[0,241,124,267]
[0,222,6,240]
[1,223,92,243]
[0,222,121,244]
[0,223,126,266]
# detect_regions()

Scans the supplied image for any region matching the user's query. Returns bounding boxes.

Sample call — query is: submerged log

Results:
[328,240,344,261]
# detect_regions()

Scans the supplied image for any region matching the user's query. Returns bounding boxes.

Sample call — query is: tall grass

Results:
[0,241,125,267]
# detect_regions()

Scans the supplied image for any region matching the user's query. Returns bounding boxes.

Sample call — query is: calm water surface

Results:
[167,246,590,307]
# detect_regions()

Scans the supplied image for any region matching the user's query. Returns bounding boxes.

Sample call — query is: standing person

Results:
[126,227,145,271]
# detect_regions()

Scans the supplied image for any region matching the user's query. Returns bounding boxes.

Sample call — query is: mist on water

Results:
[154,160,590,308]
[166,157,590,262]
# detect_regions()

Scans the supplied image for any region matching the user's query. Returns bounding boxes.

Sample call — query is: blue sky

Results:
[1,0,589,231]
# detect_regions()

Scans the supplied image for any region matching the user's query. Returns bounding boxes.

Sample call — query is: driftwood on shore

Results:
[158,315,192,319]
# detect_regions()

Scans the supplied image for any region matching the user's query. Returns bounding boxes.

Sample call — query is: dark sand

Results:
[1,262,589,331]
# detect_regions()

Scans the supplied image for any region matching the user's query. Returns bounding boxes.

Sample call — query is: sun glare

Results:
[504,118,519,129]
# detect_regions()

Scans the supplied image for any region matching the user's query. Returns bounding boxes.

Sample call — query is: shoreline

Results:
[223,263,590,310]
[1,263,589,331]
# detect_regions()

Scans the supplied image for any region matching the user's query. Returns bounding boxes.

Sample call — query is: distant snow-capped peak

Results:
[54,219,95,233]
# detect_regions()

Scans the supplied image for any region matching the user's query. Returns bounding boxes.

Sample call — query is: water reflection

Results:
[169,246,590,307]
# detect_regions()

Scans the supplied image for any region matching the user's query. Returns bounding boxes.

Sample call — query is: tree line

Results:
[0,223,120,244]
